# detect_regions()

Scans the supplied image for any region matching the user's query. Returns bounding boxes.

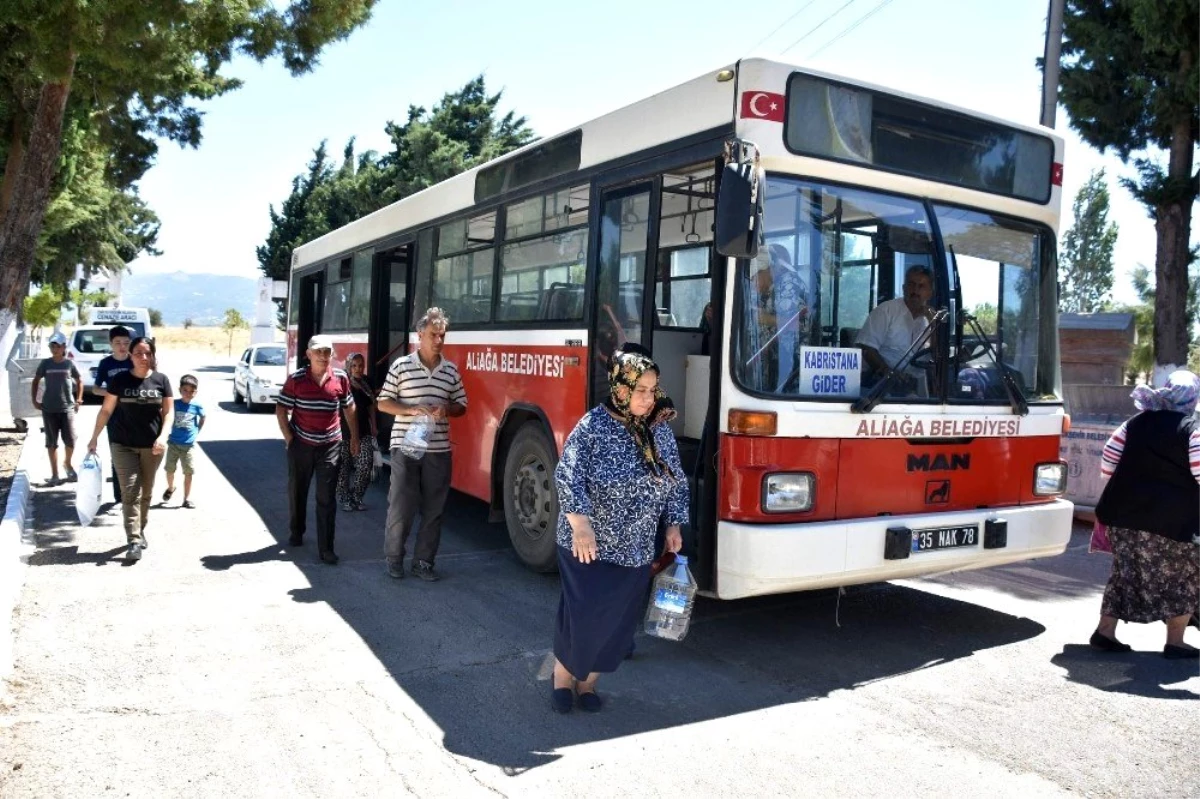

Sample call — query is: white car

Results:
[68,325,118,396]
[233,344,288,411]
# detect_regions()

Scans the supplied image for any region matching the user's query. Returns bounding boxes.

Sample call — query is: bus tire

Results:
[502,423,559,573]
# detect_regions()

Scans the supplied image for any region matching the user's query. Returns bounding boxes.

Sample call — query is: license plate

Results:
[911,524,979,553]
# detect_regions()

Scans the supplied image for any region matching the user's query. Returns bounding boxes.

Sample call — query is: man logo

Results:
[926,480,950,504]
[907,453,971,472]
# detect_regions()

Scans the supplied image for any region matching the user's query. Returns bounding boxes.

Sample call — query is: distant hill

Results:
[119,271,259,326]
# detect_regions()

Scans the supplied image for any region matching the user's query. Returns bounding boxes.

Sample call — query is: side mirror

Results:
[714,143,764,260]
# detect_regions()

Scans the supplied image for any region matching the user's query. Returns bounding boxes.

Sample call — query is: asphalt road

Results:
[1,350,1197,798]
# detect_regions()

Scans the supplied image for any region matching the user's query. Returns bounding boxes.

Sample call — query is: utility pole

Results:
[1040,0,1066,128]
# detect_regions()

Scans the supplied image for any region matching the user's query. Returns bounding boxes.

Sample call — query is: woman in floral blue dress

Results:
[550,349,688,713]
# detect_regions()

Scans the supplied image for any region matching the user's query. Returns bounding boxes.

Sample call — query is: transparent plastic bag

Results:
[76,452,104,526]
[398,414,431,460]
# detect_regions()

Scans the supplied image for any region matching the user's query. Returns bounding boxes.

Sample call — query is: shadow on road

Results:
[1051,645,1199,700]
[198,437,1052,773]
[26,488,133,567]
[905,523,1110,603]
[192,365,234,374]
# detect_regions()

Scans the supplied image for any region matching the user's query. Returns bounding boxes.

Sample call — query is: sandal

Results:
[182,500,195,509]
[161,487,175,503]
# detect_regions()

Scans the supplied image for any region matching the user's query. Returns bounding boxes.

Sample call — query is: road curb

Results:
[0,429,38,683]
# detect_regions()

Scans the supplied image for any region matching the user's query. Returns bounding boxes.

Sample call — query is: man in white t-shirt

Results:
[855,265,935,395]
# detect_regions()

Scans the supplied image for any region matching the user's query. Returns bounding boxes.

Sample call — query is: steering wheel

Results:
[909,346,936,370]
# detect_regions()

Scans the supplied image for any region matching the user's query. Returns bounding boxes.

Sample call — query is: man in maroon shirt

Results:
[276,334,359,564]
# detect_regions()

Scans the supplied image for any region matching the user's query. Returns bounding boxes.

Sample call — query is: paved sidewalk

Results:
[0,408,503,798]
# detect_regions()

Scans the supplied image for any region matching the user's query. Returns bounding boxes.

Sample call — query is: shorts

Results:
[164,441,195,476]
[42,411,75,449]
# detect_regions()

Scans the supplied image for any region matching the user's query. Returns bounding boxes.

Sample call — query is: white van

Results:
[68,309,153,395]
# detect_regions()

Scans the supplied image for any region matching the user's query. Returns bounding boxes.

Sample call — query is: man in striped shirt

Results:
[276,334,359,565]
[378,307,467,581]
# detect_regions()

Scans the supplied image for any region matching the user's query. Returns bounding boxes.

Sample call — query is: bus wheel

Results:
[503,424,559,573]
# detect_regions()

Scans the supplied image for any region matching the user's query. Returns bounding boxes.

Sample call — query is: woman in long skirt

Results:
[550,349,688,713]
[1091,370,1199,658]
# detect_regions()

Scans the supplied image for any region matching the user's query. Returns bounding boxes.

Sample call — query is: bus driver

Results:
[855,264,935,396]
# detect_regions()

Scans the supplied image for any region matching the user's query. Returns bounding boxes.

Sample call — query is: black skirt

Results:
[554,546,652,680]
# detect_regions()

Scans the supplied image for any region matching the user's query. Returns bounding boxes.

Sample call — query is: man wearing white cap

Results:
[32,332,83,485]
[275,334,359,564]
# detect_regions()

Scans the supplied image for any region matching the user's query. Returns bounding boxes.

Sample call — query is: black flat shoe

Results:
[577,691,603,713]
[1089,631,1132,653]
[1163,644,1200,660]
[551,687,573,714]
[319,551,339,565]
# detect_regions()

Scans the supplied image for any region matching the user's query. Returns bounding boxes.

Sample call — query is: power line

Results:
[747,0,821,55]
[780,0,859,56]
[807,0,897,59]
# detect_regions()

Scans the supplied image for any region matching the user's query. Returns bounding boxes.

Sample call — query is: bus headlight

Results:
[1033,462,1067,496]
[762,473,815,513]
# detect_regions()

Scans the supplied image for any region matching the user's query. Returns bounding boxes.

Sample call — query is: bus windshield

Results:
[732,175,1061,404]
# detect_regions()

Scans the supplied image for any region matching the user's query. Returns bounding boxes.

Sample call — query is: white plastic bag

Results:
[76,452,104,527]
[398,414,431,460]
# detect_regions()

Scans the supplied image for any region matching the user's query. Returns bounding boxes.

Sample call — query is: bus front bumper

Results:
[715,499,1074,599]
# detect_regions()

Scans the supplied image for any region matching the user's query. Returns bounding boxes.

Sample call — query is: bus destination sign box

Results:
[798,346,861,398]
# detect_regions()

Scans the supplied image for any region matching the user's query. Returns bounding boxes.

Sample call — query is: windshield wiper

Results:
[960,311,1029,416]
[947,246,1028,417]
[851,308,948,414]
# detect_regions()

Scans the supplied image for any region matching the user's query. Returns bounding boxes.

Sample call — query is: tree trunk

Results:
[1151,114,1195,385]
[0,53,77,314]
[0,111,27,224]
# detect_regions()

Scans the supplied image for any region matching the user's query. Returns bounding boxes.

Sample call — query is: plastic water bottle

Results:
[644,555,697,642]
[398,413,431,460]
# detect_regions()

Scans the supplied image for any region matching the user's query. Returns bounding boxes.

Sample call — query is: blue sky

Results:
[126,0,1169,305]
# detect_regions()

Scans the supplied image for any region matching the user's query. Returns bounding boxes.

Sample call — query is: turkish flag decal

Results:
[740,91,786,123]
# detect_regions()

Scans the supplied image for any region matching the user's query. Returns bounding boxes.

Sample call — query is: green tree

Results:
[21,284,61,335]
[0,0,379,324]
[1114,263,1200,380]
[221,308,248,355]
[1058,169,1117,313]
[257,76,535,321]
[1055,0,1199,381]
[148,307,163,327]
[67,286,109,323]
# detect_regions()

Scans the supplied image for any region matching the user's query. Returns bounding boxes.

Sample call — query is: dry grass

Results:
[155,326,281,357]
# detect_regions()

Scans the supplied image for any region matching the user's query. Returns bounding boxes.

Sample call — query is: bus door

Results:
[296,269,325,369]
[370,241,414,452]
[588,183,661,407]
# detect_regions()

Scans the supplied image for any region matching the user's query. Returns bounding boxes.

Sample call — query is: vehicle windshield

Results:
[935,204,1060,403]
[731,175,1061,404]
[73,330,113,355]
[254,347,287,366]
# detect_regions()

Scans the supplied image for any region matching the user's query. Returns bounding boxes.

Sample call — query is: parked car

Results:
[68,325,119,396]
[233,344,288,411]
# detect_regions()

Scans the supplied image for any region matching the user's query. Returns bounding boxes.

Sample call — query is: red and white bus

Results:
[286,58,1072,599]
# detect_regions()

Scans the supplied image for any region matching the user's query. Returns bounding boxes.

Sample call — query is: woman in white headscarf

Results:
[1090,370,1199,659]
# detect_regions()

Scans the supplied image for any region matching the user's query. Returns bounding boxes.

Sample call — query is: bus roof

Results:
[292,57,1062,271]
